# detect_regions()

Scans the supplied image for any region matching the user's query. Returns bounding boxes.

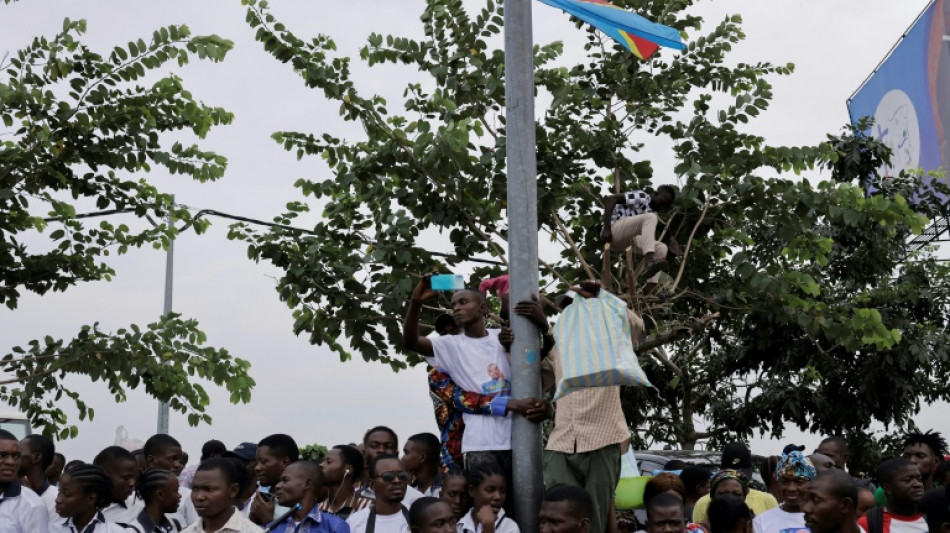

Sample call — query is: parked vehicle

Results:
[0,410,31,439]
[635,450,721,474]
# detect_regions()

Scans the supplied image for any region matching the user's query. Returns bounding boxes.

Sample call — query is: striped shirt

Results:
[319,490,373,521]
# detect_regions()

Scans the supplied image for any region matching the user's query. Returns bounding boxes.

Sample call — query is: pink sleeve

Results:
[479,275,510,297]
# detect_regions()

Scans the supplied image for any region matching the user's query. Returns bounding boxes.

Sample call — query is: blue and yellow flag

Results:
[539,0,686,60]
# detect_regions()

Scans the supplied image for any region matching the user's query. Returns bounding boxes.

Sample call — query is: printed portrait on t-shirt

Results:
[481,363,511,396]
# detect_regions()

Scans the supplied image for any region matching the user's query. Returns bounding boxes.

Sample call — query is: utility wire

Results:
[43,205,508,267]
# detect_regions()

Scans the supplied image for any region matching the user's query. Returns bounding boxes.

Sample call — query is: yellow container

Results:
[615,476,651,510]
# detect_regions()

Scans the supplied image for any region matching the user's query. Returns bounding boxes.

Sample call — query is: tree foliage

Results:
[299,443,329,463]
[3,315,253,441]
[0,10,254,436]
[622,121,950,463]
[235,0,950,464]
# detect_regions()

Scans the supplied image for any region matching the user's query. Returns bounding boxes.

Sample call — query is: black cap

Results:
[782,444,806,455]
[721,442,752,470]
[222,442,257,462]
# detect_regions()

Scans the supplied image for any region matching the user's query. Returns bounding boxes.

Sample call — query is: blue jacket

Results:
[267,506,350,533]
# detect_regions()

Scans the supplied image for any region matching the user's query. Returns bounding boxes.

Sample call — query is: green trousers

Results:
[543,444,621,533]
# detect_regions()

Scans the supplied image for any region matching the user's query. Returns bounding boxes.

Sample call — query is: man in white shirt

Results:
[181,458,262,533]
[403,277,548,508]
[356,428,423,507]
[347,455,412,533]
[403,281,512,456]
[95,446,144,524]
[0,429,48,531]
[406,282,537,456]
[17,434,58,516]
[144,434,199,526]
[402,433,443,497]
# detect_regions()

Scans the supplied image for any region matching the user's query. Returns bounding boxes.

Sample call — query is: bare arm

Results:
[402,276,436,357]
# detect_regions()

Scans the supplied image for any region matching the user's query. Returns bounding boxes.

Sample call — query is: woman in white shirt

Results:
[50,464,126,532]
[752,448,816,533]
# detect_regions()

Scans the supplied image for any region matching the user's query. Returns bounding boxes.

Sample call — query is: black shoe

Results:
[641,258,668,280]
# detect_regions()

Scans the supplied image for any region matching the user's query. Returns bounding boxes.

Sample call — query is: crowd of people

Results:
[2,185,946,533]
[4,426,950,533]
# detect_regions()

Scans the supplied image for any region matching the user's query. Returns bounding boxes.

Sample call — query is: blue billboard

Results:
[848,0,949,180]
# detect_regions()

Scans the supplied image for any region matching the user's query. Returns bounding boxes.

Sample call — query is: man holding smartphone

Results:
[402,274,546,487]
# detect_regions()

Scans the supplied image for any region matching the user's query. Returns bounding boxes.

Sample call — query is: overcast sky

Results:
[0,0,940,463]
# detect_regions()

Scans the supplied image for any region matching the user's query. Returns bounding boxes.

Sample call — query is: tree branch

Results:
[670,202,709,293]
[637,313,719,353]
[645,345,683,379]
[553,213,596,280]
[0,357,75,386]
[672,338,705,365]
[539,257,571,287]
[625,246,638,302]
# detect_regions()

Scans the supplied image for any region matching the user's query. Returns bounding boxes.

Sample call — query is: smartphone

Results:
[259,491,274,503]
[430,274,465,291]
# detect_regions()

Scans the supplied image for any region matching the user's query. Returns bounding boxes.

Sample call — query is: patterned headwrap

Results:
[710,469,750,496]
[775,450,817,481]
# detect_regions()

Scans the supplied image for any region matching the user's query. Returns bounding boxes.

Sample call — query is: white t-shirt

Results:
[346,508,409,533]
[752,506,808,533]
[458,509,520,533]
[428,330,512,452]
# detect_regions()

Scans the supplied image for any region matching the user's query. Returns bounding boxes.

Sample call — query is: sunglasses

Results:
[377,471,410,483]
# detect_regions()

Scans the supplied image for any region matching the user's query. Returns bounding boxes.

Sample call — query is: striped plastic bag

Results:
[552,290,651,399]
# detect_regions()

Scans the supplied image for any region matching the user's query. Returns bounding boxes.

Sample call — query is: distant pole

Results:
[157,197,174,435]
[504,0,542,531]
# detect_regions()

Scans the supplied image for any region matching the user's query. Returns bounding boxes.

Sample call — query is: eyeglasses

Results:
[376,471,410,483]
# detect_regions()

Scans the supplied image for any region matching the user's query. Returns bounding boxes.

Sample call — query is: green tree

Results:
[300,443,330,463]
[0,10,254,438]
[234,0,950,464]
[622,121,950,461]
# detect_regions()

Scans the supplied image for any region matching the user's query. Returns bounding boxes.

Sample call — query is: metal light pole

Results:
[504,0,542,530]
[157,197,174,435]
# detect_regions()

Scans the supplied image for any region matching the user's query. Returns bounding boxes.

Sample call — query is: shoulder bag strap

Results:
[867,506,885,533]
[367,507,377,533]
